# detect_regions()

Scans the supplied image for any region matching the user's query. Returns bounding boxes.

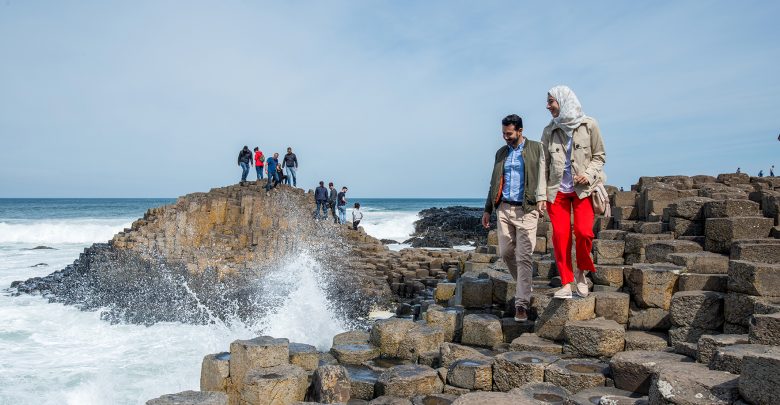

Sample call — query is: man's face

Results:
[287,148,292,153]
[546,94,560,118]
[502,125,522,145]
[274,153,279,158]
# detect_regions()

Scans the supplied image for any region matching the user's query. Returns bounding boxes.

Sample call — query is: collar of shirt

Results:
[509,138,526,152]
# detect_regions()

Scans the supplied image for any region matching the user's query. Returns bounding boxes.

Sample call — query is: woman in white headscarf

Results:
[540,85,606,299]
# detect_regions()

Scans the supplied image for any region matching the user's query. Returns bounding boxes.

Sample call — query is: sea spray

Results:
[254,251,352,350]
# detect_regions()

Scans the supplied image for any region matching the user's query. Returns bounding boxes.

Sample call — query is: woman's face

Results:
[546,94,560,118]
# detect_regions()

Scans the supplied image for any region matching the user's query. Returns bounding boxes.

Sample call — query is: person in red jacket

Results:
[253,147,265,180]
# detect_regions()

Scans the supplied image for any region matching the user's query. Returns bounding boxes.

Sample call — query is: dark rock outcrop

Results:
[12,183,393,325]
[406,206,489,248]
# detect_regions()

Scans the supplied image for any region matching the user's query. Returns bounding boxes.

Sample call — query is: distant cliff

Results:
[13,183,393,325]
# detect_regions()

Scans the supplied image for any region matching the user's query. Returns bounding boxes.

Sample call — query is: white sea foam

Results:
[256,252,349,350]
[0,219,131,244]
[356,210,418,242]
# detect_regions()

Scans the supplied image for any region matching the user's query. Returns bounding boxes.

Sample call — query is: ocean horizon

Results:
[0,195,481,404]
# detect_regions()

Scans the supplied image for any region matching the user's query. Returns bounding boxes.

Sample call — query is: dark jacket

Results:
[484,139,546,215]
[337,191,346,206]
[283,153,298,168]
[238,148,252,165]
[315,186,328,202]
[328,188,338,204]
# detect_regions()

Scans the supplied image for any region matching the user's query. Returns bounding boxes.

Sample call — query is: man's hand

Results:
[481,212,491,229]
[536,201,546,212]
[574,174,589,185]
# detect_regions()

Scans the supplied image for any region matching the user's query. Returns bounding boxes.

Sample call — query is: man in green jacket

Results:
[481,114,547,322]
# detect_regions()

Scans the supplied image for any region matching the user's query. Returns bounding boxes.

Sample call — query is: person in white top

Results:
[351,203,363,230]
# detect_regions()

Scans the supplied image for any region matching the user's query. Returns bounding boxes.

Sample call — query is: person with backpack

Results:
[282,147,298,187]
[237,146,252,184]
[254,147,265,180]
[541,85,606,300]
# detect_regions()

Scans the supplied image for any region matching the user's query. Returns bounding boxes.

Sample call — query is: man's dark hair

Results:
[354,202,360,208]
[502,114,523,129]
[329,182,333,186]
[319,181,324,186]
[342,187,348,191]
[253,147,258,151]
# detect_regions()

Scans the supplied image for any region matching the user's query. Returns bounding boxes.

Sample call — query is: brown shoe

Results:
[514,306,528,322]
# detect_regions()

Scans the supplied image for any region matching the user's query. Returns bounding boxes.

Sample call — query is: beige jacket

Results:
[540,117,606,201]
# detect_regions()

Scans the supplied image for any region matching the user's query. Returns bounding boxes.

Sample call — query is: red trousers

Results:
[547,191,596,285]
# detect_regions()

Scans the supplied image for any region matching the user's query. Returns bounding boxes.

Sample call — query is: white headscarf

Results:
[548,85,588,133]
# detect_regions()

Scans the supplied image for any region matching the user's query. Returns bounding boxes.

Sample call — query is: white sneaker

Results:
[553,285,573,299]
[574,269,589,298]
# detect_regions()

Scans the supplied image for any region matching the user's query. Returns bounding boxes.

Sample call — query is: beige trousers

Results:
[497,203,539,309]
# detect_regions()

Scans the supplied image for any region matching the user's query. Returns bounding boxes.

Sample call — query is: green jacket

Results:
[484,139,547,215]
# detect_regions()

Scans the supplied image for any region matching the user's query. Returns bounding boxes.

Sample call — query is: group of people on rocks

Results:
[237,146,299,191]
[237,145,363,229]
[736,165,775,177]
[313,181,362,229]
[482,85,606,323]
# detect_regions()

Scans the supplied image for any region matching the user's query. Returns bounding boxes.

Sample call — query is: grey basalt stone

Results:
[543,358,609,394]
[669,290,724,329]
[491,351,559,392]
[739,348,780,405]
[146,391,228,405]
[648,361,739,405]
[609,350,692,394]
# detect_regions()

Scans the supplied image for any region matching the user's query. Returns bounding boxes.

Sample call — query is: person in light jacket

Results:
[541,85,606,299]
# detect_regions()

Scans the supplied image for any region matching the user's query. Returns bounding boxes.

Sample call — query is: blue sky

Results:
[1,1,778,198]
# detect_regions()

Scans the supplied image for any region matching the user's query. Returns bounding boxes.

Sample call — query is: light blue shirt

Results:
[560,131,575,193]
[502,139,525,202]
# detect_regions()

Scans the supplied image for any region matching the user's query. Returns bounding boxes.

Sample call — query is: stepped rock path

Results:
[143,172,780,405]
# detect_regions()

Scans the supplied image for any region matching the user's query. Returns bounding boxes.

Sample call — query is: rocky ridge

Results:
[149,172,780,405]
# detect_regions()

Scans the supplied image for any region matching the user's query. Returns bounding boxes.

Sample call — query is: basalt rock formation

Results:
[12,183,394,325]
[406,206,489,248]
[153,172,780,405]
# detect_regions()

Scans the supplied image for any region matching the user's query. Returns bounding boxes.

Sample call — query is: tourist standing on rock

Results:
[265,153,280,191]
[328,182,338,223]
[314,181,329,219]
[237,146,252,184]
[481,114,546,322]
[771,165,775,177]
[352,202,363,230]
[282,147,298,187]
[542,85,606,299]
[253,147,264,180]
[337,187,348,224]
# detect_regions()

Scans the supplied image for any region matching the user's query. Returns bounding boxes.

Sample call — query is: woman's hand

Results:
[574,174,589,185]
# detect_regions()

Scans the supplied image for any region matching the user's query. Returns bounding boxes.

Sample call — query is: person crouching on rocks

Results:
[352,202,363,230]
[542,85,606,299]
[481,114,546,323]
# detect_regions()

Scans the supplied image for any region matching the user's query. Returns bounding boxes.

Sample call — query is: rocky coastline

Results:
[404,206,488,248]
[147,172,779,405]
[11,172,780,405]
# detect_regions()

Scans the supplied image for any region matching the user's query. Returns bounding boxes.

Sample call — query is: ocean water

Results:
[0,197,482,405]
